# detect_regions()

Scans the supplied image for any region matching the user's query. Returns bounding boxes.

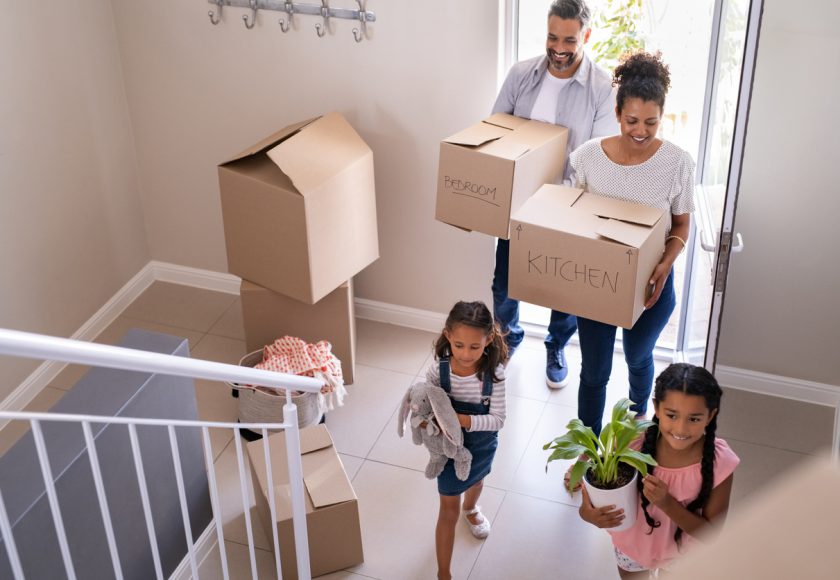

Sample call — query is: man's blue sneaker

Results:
[546,346,570,389]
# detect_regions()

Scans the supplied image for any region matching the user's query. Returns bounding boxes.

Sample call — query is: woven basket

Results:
[228,349,323,431]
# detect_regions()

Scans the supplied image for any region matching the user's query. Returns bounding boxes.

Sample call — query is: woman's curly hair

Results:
[613,50,671,112]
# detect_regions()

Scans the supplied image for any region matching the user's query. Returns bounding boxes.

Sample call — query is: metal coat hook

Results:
[279,1,294,32]
[315,0,329,37]
[352,0,368,42]
[208,0,223,25]
[242,0,258,29]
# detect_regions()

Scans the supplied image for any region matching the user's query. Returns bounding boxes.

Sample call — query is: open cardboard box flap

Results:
[266,112,372,196]
[512,185,584,228]
[224,117,320,164]
[443,122,510,147]
[596,219,654,248]
[573,193,664,226]
[481,139,531,160]
[483,113,530,131]
[250,424,357,519]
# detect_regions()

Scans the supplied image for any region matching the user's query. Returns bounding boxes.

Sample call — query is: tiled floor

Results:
[1,281,819,579]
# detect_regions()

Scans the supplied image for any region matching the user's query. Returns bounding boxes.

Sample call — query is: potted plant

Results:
[544,398,656,531]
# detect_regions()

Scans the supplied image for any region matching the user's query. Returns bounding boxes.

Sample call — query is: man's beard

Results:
[547,49,578,73]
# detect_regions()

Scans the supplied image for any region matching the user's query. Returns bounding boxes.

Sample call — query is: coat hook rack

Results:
[208,0,224,24]
[242,0,258,28]
[207,0,376,41]
[278,1,294,32]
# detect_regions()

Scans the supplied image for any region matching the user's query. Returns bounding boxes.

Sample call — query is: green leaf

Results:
[546,445,589,463]
[568,460,591,491]
[618,449,658,477]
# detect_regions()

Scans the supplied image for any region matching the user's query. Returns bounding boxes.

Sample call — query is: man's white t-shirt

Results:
[529,70,573,123]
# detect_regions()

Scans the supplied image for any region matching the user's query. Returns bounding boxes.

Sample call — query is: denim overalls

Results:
[436,357,499,496]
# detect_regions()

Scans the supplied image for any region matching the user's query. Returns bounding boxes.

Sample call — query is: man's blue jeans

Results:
[491,239,577,351]
[576,270,676,434]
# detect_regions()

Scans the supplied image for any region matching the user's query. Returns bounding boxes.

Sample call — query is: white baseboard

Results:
[716,365,840,456]
[354,297,446,333]
[150,261,240,295]
[168,520,218,580]
[715,365,840,408]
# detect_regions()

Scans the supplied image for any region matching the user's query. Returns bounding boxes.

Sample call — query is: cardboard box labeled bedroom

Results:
[508,185,670,329]
[435,113,568,239]
[240,279,357,384]
[218,112,379,305]
[247,424,363,580]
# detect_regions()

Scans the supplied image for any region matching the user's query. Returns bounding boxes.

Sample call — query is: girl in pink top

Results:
[579,363,740,577]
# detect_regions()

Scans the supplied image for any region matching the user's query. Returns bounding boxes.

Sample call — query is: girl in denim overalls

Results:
[425,301,508,580]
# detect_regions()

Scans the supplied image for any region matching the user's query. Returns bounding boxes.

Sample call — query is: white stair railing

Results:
[0,328,323,580]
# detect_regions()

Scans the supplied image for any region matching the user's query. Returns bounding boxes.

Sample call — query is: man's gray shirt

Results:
[492,53,618,181]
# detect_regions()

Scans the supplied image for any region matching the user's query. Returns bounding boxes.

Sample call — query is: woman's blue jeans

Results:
[576,270,676,434]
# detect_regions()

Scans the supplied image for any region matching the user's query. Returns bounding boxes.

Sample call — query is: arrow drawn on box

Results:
[516,224,523,240]
[626,249,634,264]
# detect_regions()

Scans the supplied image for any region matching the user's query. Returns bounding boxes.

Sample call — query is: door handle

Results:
[730,232,744,253]
[699,230,744,253]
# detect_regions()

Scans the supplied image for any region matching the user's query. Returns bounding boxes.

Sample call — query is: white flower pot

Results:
[582,469,639,532]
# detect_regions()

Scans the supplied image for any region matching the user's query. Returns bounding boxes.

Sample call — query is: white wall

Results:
[716,0,840,386]
[0,1,149,399]
[110,0,500,314]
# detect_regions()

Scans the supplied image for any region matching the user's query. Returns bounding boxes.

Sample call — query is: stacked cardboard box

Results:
[240,279,357,384]
[218,112,379,384]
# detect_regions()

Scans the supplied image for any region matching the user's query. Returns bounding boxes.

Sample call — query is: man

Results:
[491,0,618,388]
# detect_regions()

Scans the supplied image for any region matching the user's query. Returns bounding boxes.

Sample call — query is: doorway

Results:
[510,0,754,367]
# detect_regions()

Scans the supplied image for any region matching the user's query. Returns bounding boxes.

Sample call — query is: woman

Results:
[569,51,694,435]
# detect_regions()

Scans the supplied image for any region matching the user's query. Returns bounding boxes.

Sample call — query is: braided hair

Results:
[638,363,723,546]
[434,301,508,383]
[613,50,671,113]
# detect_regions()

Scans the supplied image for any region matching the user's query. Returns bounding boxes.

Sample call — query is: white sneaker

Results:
[463,505,491,539]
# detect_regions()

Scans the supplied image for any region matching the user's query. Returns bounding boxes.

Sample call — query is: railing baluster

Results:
[30,419,77,580]
[283,404,311,580]
[201,426,230,580]
[81,421,124,580]
[0,489,25,580]
[127,423,164,580]
[168,425,198,579]
[233,429,259,580]
[262,428,284,579]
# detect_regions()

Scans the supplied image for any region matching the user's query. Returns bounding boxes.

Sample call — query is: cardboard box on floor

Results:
[435,113,568,239]
[508,185,669,329]
[218,112,379,304]
[247,424,363,580]
[240,278,357,384]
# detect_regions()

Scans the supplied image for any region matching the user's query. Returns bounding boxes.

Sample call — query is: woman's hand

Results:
[645,261,671,309]
[642,474,672,507]
[579,486,625,528]
[646,213,690,309]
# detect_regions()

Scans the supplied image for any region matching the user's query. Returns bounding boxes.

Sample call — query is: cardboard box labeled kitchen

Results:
[240,278,357,384]
[219,112,379,304]
[508,185,669,329]
[435,113,568,239]
[247,424,363,580]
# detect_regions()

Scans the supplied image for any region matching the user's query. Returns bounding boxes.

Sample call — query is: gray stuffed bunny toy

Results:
[398,381,472,481]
